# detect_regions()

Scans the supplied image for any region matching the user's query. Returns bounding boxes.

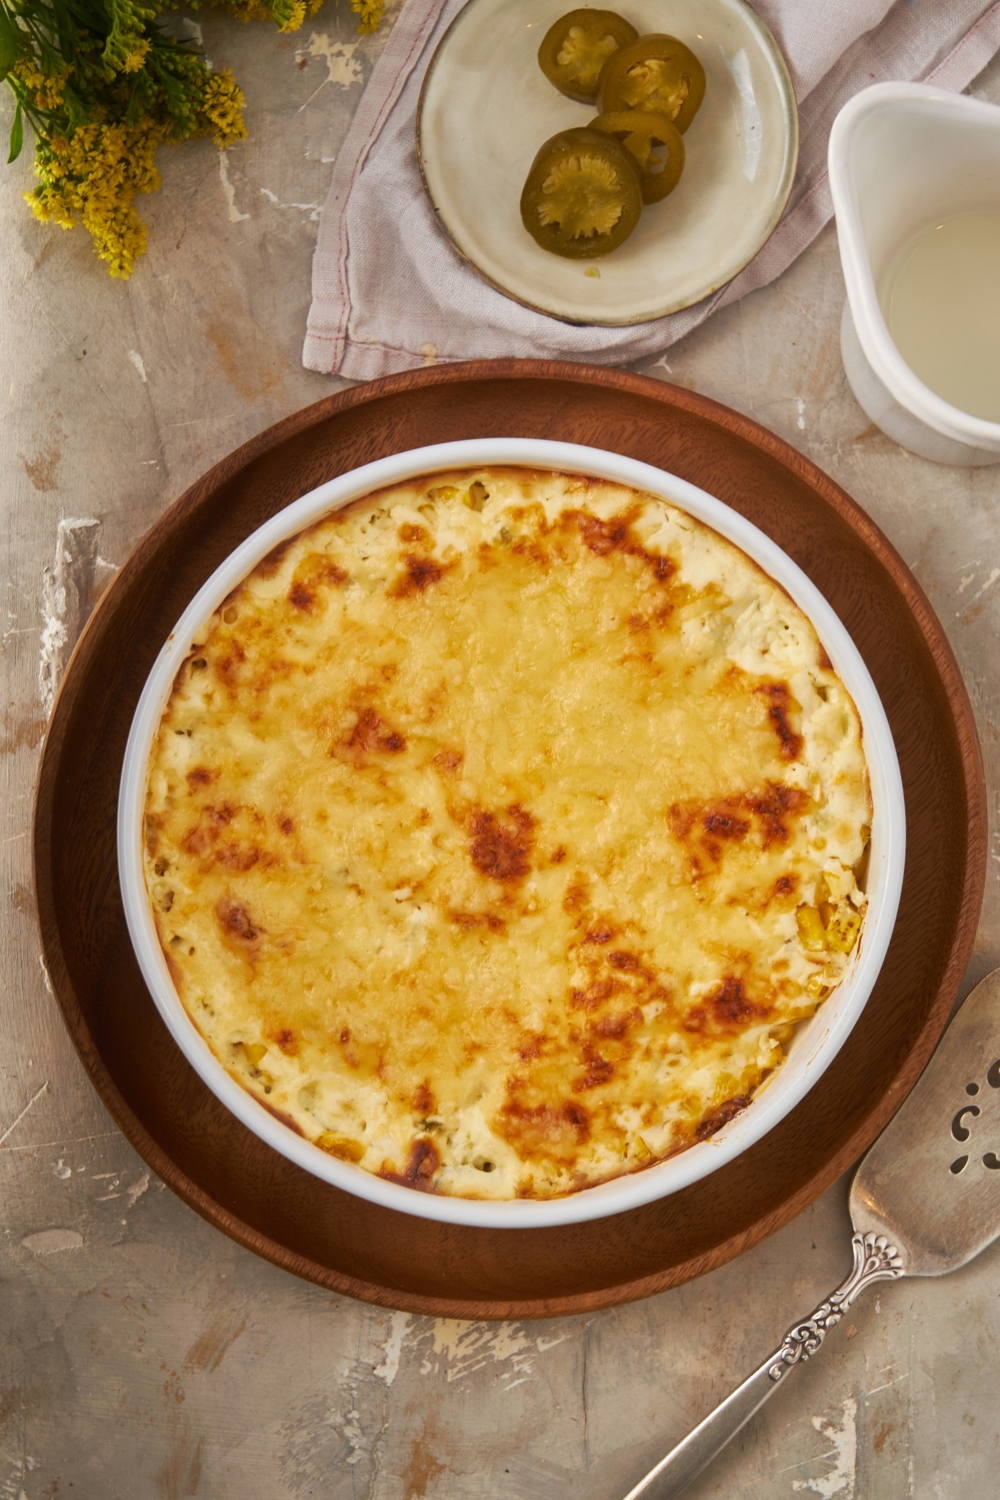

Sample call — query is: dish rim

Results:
[117,436,905,1230]
[415,0,801,326]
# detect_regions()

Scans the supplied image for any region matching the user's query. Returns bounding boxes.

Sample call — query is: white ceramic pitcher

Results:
[829,81,1000,467]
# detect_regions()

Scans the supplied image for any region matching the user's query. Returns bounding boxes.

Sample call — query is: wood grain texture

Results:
[32,360,987,1319]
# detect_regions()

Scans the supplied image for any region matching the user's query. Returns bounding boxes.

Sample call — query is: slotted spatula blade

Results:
[852,965,1000,1275]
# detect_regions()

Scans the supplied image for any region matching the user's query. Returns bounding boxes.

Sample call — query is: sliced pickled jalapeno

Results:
[519,126,643,258]
[597,33,706,133]
[589,109,684,203]
[537,8,639,103]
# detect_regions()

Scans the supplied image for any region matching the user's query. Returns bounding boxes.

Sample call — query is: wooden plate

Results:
[34,361,986,1319]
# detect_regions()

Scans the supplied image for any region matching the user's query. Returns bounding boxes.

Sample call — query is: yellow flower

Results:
[120,38,153,73]
[103,0,157,75]
[351,0,385,34]
[11,59,71,110]
[198,69,248,148]
[24,62,249,277]
[201,0,327,27]
[212,0,287,22]
[26,118,166,277]
[278,0,306,32]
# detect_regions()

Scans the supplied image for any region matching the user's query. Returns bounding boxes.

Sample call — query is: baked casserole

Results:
[142,468,871,1200]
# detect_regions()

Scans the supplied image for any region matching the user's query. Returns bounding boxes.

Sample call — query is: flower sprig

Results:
[350,0,382,35]
[1,0,382,276]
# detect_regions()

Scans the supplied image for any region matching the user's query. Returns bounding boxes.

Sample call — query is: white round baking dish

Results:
[119,438,905,1229]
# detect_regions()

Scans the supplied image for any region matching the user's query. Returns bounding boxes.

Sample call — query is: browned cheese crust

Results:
[143,469,871,1199]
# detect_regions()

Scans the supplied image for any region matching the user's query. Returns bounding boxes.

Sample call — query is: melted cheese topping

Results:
[143,469,871,1200]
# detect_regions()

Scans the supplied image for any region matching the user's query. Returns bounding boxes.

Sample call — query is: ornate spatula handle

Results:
[621,1233,905,1500]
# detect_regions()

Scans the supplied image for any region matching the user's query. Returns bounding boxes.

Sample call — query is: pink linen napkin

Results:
[304,0,1000,377]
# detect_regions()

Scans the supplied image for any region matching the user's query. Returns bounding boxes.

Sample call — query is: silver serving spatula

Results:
[623,965,1000,1500]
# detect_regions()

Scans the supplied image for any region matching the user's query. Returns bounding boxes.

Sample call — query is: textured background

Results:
[3,7,1000,1496]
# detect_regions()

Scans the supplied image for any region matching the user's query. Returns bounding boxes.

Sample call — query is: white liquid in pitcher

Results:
[880,207,1000,423]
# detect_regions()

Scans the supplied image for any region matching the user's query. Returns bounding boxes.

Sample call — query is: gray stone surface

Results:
[3,10,1000,1497]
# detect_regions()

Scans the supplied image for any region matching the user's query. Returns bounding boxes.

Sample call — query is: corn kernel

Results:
[796,905,826,951]
[826,900,862,954]
[318,1132,365,1163]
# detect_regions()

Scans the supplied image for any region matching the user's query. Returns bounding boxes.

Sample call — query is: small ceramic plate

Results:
[416,0,799,325]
